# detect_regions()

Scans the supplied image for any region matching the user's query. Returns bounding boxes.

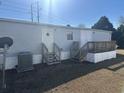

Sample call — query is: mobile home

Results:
[0,18,116,70]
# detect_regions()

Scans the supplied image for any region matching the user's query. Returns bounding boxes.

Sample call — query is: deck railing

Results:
[79,42,89,60]
[88,41,116,53]
[42,43,49,63]
[70,41,116,61]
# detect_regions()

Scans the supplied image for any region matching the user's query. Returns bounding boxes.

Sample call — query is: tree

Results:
[112,31,122,41]
[117,36,124,48]
[117,24,124,32]
[119,16,124,25]
[117,24,124,48]
[92,16,115,31]
[112,24,124,49]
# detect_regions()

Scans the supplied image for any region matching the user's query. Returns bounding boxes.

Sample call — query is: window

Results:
[67,32,73,40]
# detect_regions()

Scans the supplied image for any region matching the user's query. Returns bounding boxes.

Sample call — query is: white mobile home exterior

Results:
[0,18,115,69]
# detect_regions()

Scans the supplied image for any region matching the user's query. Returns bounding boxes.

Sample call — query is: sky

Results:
[0,0,124,28]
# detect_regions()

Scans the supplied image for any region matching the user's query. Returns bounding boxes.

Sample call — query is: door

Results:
[42,29,54,52]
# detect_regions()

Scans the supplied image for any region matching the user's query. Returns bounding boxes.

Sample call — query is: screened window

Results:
[67,32,73,40]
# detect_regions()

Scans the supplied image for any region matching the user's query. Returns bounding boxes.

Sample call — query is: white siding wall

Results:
[92,31,111,41]
[0,21,43,55]
[80,30,93,47]
[80,30,111,47]
[0,21,81,69]
[0,21,43,69]
[54,28,80,51]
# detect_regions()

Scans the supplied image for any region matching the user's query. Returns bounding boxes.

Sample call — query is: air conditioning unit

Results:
[17,52,34,73]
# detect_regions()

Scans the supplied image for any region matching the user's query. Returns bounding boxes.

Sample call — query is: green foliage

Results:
[119,16,124,25]
[117,24,124,32]
[112,24,124,49]
[117,36,124,48]
[92,16,115,31]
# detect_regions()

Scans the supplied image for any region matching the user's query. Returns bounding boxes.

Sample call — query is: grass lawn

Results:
[0,50,124,93]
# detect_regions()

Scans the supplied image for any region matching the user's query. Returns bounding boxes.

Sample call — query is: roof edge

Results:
[0,18,112,33]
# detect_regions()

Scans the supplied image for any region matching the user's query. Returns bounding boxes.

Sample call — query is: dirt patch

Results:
[45,69,124,93]
[117,49,124,55]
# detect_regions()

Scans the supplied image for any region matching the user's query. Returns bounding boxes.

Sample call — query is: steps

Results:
[70,42,88,62]
[42,43,61,65]
[46,53,61,65]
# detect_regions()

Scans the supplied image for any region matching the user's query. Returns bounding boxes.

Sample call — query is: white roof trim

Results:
[0,18,112,33]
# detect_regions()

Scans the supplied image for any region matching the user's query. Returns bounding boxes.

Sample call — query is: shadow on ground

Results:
[0,54,124,93]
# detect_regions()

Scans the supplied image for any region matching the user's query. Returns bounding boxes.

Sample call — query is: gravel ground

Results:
[45,69,124,93]
[0,50,124,93]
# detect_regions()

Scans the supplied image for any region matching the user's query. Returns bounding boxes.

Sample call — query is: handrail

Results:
[42,43,49,63]
[79,42,89,60]
[42,43,48,55]
[42,43,61,64]
[53,43,61,61]
[73,42,89,61]
[70,41,80,58]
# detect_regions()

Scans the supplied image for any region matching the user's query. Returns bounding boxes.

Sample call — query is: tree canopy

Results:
[91,16,115,31]
[112,24,124,48]
[117,24,124,32]
[119,16,124,25]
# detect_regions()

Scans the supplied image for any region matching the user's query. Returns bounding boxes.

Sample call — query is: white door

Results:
[42,29,54,52]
